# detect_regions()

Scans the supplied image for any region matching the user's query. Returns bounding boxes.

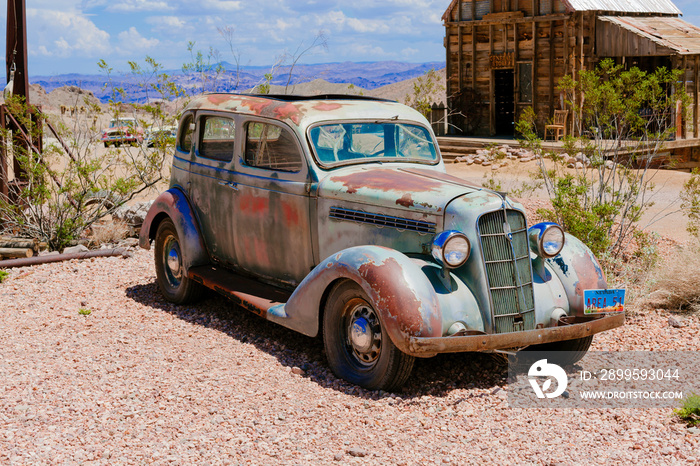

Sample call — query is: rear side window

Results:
[177,114,195,153]
[244,122,303,172]
[199,116,235,162]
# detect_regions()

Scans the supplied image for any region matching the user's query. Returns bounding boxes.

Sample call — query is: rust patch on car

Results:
[396,193,414,208]
[240,99,274,114]
[313,102,343,112]
[282,202,300,226]
[272,102,304,125]
[571,252,606,297]
[239,194,269,215]
[207,94,235,106]
[331,170,446,195]
[358,257,438,337]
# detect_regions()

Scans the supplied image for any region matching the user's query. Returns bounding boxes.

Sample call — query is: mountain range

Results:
[31,61,446,104]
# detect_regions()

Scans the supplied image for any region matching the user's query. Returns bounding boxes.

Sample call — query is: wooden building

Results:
[442,0,700,138]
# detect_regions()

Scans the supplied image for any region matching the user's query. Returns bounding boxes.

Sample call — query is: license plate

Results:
[583,289,625,314]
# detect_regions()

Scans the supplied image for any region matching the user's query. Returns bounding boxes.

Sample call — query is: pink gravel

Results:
[1,247,698,465]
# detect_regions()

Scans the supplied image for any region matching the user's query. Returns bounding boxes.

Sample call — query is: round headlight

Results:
[540,224,565,258]
[432,231,471,268]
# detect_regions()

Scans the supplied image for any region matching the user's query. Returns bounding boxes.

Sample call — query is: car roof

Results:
[185,93,429,130]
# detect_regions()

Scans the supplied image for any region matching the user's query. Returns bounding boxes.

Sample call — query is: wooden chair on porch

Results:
[545,110,568,141]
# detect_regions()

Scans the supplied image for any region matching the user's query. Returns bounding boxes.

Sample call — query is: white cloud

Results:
[117,27,160,52]
[27,9,110,58]
[346,18,392,34]
[106,0,173,13]
[146,15,189,34]
[401,47,419,57]
[200,0,242,11]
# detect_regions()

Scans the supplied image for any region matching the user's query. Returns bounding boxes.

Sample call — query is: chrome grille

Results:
[478,209,535,334]
[330,207,436,234]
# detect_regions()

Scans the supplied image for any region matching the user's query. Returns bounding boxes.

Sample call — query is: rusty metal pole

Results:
[6,0,29,103]
[5,0,31,184]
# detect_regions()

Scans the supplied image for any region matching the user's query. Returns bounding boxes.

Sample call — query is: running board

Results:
[188,265,292,318]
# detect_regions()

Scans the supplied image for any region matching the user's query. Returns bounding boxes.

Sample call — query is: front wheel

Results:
[323,281,414,391]
[154,218,204,304]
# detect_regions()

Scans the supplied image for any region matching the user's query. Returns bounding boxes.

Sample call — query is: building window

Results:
[461,1,490,21]
[519,63,533,103]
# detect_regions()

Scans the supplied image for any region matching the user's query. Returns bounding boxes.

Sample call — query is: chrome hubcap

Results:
[164,236,182,284]
[350,318,372,352]
[347,302,381,366]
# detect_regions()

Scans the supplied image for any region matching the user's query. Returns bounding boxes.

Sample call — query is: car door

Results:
[187,113,239,266]
[232,119,314,287]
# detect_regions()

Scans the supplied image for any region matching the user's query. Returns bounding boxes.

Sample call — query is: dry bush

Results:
[644,244,700,313]
[89,219,129,247]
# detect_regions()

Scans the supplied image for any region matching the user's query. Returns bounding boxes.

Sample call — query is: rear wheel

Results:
[154,218,204,304]
[323,281,414,391]
[520,335,593,366]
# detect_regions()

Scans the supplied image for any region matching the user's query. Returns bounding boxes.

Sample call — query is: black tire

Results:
[104,142,110,148]
[154,218,204,304]
[323,280,414,391]
[520,335,593,366]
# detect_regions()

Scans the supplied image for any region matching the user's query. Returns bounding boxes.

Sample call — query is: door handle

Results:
[218,180,238,191]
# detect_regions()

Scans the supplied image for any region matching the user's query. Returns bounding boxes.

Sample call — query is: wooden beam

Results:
[446,26,453,123]
[472,24,477,90]
[532,20,537,120]
[490,24,495,135]
[443,14,569,26]
[458,25,463,92]
[695,55,699,139]
[549,20,555,115]
[0,105,7,199]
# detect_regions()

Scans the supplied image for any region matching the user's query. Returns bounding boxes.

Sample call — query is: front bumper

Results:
[406,313,624,356]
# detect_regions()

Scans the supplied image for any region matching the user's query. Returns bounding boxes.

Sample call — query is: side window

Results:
[199,116,235,162]
[245,122,303,172]
[177,114,195,153]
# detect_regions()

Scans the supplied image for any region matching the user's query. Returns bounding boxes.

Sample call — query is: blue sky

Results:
[4,0,700,77]
[7,0,447,76]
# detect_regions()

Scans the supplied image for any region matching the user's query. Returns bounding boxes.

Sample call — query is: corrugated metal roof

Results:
[561,0,680,14]
[599,16,700,55]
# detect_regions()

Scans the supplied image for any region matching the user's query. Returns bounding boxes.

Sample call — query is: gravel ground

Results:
[1,246,699,465]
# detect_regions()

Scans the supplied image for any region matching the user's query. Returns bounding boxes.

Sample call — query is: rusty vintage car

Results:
[101,117,144,147]
[139,94,625,390]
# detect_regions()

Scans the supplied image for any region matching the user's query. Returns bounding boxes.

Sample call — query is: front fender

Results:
[138,188,209,271]
[546,234,607,316]
[268,246,467,355]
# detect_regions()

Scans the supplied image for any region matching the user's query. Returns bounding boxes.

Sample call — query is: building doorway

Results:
[494,69,514,135]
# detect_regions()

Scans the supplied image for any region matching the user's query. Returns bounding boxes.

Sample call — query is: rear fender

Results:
[138,188,209,271]
[546,234,607,316]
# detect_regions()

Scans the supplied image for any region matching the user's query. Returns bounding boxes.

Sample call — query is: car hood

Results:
[317,166,499,215]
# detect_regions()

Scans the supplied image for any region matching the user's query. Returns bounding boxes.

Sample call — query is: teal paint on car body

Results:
[139,93,625,390]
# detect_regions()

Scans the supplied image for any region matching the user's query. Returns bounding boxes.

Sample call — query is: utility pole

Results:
[2,0,40,198]
[6,0,29,102]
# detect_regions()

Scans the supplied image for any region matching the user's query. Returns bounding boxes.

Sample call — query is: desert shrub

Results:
[517,59,689,258]
[89,219,129,247]
[405,69,445,118]
[645,245,700,313]
[674,393,700,426]
[680,168,700,239]
[0,57,184,251]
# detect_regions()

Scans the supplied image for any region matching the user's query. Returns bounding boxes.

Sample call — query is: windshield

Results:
[309,122,438,166]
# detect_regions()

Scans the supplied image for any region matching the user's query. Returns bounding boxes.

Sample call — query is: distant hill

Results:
[31,61,446,104]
